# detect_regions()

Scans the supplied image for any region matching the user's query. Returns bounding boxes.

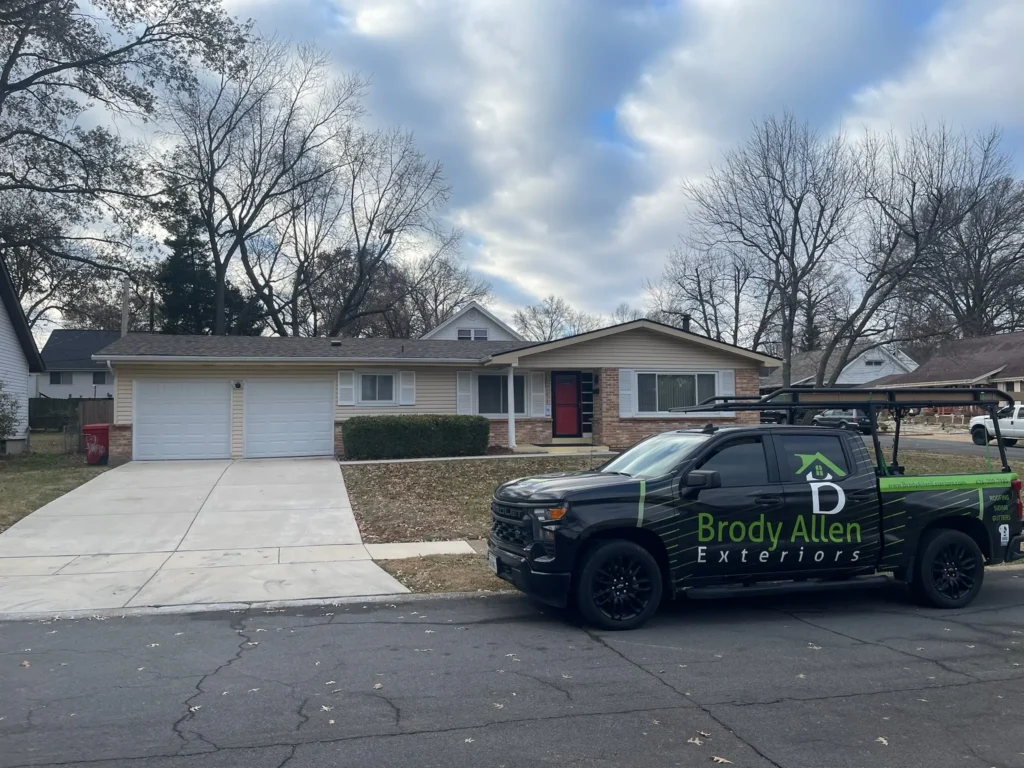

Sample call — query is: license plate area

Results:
[488,552,498,574]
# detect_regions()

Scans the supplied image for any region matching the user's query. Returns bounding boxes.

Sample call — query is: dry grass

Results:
[379,554,515,594]
[343,455,603,543]
[895,451,1001,476]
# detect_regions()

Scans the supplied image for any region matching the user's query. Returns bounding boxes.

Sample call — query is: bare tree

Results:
[163,39,365,334]
[684,112,858,384]
[609,302,644,324]
[513,295,602,341]
[404,243,491,335]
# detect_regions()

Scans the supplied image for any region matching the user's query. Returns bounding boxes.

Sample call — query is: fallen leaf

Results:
[147,644,159,648]
[493,703,504,709]
[256,628,267,632]
[425,630,435,634]
[967,645,975,649]
[329,719,335,724]
[797,674,806,679]
[464,738,474,743]
[321,706,333,712]
[916,647,924,651]
[19,661,29,668]
[248,688,260,693]
[246,642,259,647]
[687,737,703,746]
[712,757,732,764]
[374,683,383,690]
[876,737,889,746]
[137,667,145,671]
[325,681,337,685]
[698,731,711,738]
[189,705,201,713]
[918,698,928,702]
[808,644,822,650]
[561,673,573,679]
[174,632,183,636]
[652,719,660,725]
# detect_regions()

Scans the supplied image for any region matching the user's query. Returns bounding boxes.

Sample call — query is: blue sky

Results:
[222,0,1024,321]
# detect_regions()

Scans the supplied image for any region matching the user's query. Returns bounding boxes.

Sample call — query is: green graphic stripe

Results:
[878,473,1016,492]
[637,480,646,528]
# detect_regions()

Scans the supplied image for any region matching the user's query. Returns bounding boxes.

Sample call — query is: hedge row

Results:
[341,414,490,460]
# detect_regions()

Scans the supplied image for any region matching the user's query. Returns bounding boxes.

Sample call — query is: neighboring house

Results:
[92,319,778,461]
[0,258,45,454]
[32,329,120,399]
[872,331,1024,395]
[420,301,525,342]
[760,346,918,393]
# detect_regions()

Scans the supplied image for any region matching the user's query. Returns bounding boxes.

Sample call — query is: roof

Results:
[420,301,525,341]
[93,319,779,366]
[94,334,526,363]
[489,319,780,366]
[40,329,122,370]
[759,345,913,388]
[0,258,43,373]
[875,331,1024,387]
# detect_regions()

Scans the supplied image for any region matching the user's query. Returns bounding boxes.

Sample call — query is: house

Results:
[871,331,1024,395]
[0,258,44,454]
[420,301,524,341]
[759,346,917,393]
[92,318,778,461]
[32,329,120,399]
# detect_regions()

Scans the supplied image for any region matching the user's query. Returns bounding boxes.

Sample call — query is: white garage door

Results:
[135,380,231,460]
[244,379,335,458]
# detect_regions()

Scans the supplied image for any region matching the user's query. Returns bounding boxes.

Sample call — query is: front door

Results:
[552,372,582,438]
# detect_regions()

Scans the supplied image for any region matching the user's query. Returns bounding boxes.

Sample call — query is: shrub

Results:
[0,382,19,441]
[341,414,491,460]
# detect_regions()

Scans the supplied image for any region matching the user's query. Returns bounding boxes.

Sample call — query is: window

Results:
[473,329,488,341]
[601,432,710,479]
[477,374,525,415]
[49,372,71,385]
[359,373,395,404]
[636,372,716,413]
[698,437,769,486]
[774,434,850,479]
[458,328,489,341]
[457,329,472,340]
[864,359,883,367]
[93,372,108,386]
[1007,381,1017,393]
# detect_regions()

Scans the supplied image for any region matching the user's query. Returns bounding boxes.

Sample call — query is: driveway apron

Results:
[0,458,406,614]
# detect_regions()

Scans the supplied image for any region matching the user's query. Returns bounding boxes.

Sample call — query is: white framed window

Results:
[49,371,72,385]
[864,359,883,367]
[473,329,488,341]
[458,328,489,341]
[636,372,717,414]
[477,374,526,416]
[359,373,395,405]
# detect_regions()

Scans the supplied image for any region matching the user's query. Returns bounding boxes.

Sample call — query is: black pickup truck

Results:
[487,387,1024,630]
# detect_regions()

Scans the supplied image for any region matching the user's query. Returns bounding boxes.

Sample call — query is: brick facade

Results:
[592,367,760,451]
[488,418,553,447]
[334,423,345,458]
[109,424,132,460]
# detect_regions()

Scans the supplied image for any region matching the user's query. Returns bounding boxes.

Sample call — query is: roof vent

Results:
[330,339,341,346]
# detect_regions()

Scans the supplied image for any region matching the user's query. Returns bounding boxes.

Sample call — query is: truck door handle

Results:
[754,494,782,505]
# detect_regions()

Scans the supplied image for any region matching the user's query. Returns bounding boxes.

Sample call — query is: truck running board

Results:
[686,575,891,600]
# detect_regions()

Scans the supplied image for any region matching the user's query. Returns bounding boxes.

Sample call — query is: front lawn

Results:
[343,450,1006,545]
[379,554,515,594]
[0,434,113,533]
[343,455,604,543]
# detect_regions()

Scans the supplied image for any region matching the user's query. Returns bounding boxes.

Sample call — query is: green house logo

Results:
[794,452,847,478]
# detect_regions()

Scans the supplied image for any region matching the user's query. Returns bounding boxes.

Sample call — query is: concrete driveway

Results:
[0,458,407,614]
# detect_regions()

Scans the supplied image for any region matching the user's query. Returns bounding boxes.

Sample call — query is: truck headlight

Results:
[530,506,568,523]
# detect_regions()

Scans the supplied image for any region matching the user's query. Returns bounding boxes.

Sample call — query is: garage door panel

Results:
[135,380,231,461]
[244,379,335,458]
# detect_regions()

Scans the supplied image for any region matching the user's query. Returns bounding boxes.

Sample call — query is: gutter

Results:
[91,355,492,364]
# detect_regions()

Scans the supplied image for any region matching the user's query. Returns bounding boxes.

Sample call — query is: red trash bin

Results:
[83,424,110,466]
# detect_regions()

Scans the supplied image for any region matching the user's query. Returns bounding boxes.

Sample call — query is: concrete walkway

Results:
[0,458,414,614]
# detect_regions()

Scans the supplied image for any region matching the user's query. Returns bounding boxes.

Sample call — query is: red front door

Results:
[552,373,581,437]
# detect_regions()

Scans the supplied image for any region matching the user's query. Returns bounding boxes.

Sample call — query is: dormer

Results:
[421,302,525,341]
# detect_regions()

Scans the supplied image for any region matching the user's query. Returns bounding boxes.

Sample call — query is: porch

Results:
[483,368,600,450]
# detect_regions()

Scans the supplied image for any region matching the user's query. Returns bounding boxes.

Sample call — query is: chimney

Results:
[681,313,691,333]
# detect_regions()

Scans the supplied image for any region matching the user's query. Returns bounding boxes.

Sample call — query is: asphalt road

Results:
[872,433,1024,461]
[2,571,1024,768]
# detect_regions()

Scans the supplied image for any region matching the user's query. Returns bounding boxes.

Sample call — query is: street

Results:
[2,571,1024,768]
[873,433,1024,460]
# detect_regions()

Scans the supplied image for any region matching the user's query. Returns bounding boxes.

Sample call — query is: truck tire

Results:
[838,421,849,430]
[971,427,989,446]
[576,540,662,631]
[911,529,984,609]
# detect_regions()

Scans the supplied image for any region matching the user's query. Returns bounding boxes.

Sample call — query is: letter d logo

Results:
[806,472,846,515]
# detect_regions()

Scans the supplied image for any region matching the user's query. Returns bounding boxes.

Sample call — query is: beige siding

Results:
[230,385,243,458]
[114,373,133,425]
[339,366,458,418]
[517,329,760,370]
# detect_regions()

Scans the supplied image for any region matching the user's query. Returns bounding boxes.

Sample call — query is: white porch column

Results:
[507,365,517,449]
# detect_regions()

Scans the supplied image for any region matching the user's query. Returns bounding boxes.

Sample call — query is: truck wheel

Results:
[971,427,989,446]
[911,529,984,609]
[838,421,849,430]
[576,540,662,631]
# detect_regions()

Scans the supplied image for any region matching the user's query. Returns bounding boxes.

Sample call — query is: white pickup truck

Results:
[970,404,1024,446]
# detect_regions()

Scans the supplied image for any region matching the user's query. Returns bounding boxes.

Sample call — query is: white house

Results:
[31,329,119,399]
[0,258,44,454]
[420,301,524,342]
[760,346,918,391]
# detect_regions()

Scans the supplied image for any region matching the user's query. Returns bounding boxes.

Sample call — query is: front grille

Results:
[491,501,527,521]
[491,519,532,549]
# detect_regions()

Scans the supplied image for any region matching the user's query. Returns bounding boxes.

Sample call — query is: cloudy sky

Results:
[221,0,1024,321]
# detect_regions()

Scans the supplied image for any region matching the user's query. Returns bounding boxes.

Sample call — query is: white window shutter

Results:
[619,369,634,418]
[338,371,356,406]
[719,369,735,417]
[456,371,473,415]
[529,372,546,417]
[399,371,416,406]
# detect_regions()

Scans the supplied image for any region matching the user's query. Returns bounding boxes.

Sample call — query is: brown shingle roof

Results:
[876,331,1024,386]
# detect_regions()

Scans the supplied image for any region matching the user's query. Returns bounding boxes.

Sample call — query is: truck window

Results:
[774,434,850,480]
[698,437,769,486]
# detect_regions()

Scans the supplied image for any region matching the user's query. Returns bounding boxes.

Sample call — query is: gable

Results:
[508,328,761,369]
[423,306,520,342]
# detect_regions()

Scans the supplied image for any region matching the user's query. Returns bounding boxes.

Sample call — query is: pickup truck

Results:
[488,422,1024,630]
[971,404,1023,446]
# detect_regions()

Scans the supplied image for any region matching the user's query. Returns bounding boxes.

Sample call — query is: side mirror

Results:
[685,469,721,489]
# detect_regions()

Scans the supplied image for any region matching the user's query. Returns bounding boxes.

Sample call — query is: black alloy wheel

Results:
[576,540,662,630]
[913,529,984,609]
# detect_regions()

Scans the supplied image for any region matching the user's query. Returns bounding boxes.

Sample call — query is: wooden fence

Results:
[28,398,114,452]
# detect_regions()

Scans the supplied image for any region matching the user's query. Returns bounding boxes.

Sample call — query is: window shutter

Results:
[338,371,356,406]
[619,369,634,418]
[719,369,735,417]
[457,371,473,415]
[529,372,546,417]
[399,371,416,406]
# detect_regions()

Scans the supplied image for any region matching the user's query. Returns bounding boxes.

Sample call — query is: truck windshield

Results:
[600,432,711,479]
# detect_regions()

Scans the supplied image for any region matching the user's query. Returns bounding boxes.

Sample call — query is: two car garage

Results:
[133,378,336,461]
